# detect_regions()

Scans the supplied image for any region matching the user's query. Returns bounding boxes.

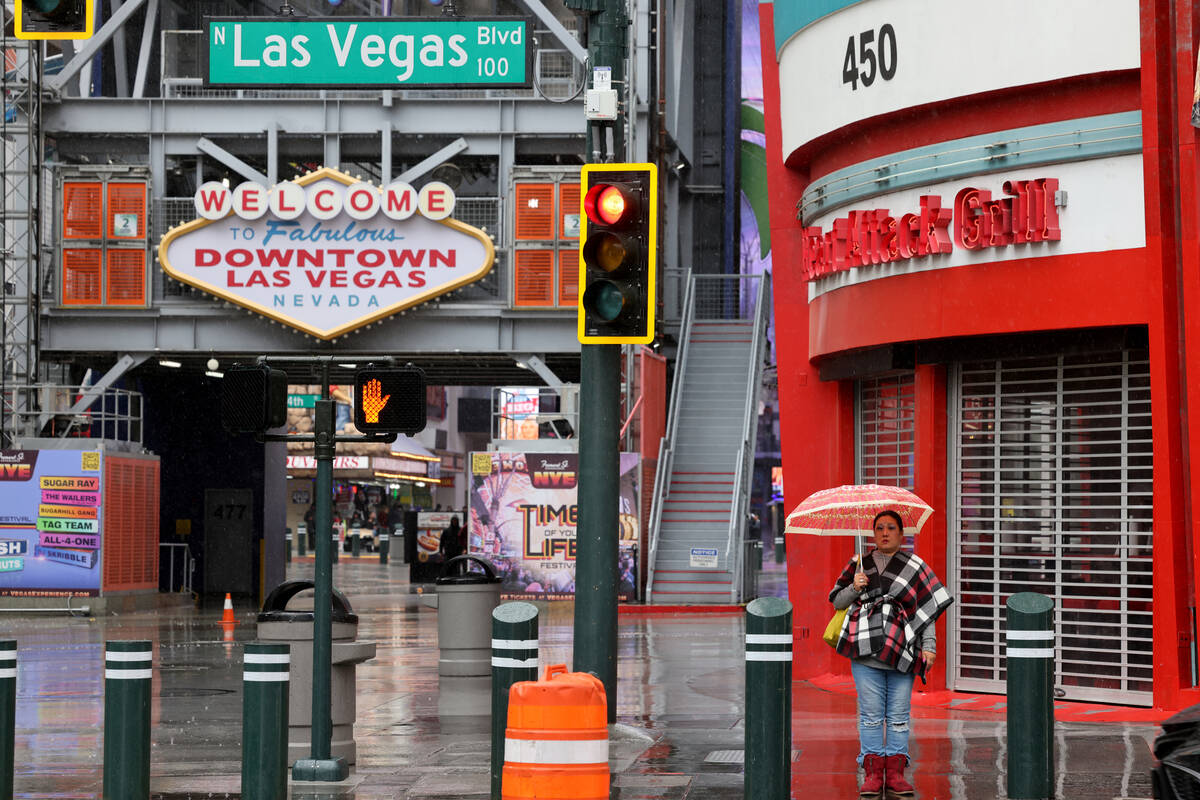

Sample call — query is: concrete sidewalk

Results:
[3,557,1159,799]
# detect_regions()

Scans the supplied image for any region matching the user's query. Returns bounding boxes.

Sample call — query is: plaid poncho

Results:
[828,549,953,679]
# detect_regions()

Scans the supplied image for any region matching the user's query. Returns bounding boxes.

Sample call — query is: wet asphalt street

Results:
[2,556,1159,799]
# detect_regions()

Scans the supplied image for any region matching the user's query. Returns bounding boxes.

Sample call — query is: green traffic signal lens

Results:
[584,281,627,322]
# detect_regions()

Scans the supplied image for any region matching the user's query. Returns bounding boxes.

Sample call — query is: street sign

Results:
[204,17,532,88]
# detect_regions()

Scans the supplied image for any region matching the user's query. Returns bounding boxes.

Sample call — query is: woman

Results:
[829,510,953,798]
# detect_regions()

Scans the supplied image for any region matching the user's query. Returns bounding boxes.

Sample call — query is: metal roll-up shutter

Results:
[950,350,1153,705]
[856,374,917,553]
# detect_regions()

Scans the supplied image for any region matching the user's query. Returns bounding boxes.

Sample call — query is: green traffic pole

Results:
[0,640,14,800]
[490,602,539,800]
[745,598,792,800]
[242,642,290,800]
[291,396,347,781]
[102,640,152,800]
[1006,592,1055,799]
[378,528,389,565]
[573,342,621,722]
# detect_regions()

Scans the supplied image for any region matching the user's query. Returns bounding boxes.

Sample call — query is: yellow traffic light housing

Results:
[15,0,95,40]
[578,163,657,344]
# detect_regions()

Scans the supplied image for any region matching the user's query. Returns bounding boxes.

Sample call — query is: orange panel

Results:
[103,456,160,592]
[514,183,555,240]
[105,249,146,305]
[63,182,102,239]
[513,249,555,307]
[62,249,102,305]
[558,183,580,240]
[556,249,578,307]
[106,182,147,240]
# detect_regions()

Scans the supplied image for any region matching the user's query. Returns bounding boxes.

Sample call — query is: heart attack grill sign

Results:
[157,166,495,340]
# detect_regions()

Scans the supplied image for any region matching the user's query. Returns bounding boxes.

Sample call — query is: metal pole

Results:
[242,642,290,800]
[1006,592,1055,799]
[291,392,347,781]
[744,597,791,800]
[102,640,152,800]
[0,641,14,800]
[491,602,539,800]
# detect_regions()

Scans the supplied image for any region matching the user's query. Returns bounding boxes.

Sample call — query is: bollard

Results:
[1006,592,1055,799]
[745,597,792,800]
[331,529,339,563]
[0,641,14,800]
[490,602,539,800]
[103,640,152,800]
[242,642,290,800]
[285,528,293,564]
[297,526,307,558]
[378,530,389,565]
[351,532,361,558]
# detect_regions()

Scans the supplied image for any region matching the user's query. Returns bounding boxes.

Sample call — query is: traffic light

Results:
[14,0,95,40]
[221,364,288,433]
[578,163,658,344]
[353,365,427,434]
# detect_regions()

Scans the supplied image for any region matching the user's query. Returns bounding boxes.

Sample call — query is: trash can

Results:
[256,580,376,766]
[435,555,502,677]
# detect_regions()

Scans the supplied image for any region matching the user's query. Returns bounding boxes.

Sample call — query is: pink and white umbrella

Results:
[784,484,934,537]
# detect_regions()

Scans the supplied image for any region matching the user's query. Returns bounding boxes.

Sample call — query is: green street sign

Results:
[204,17,532,88]
[288,394,320,409]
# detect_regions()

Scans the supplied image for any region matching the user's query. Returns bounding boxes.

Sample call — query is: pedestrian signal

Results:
[221,364,288,433]
[353,366,427,434]
[578,163,657,344]
[15,0,95,40]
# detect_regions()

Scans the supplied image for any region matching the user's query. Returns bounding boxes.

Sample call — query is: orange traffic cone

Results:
[221,593,236,626]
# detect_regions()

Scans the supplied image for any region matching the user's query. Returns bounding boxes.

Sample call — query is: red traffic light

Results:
[584,183,640,227]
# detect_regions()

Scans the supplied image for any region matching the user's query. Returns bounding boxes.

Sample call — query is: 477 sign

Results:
[205,17,532,88]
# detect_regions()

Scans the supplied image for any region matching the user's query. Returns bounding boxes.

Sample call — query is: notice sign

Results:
[205,17,532,88]
[0,450,103,596]
[158,166,495,340]
[690,547,719,569]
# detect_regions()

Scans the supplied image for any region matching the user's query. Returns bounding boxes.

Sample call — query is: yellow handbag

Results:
[823,606,848,647]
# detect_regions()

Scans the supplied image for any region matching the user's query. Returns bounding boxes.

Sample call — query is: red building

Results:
[759,0,1200,709]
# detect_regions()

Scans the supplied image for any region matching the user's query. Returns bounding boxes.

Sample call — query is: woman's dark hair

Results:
[872,509,904,531]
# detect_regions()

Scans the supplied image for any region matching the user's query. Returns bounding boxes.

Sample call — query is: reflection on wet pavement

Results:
[3,557,1156,798]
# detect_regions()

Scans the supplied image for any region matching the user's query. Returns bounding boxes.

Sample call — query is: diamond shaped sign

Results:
[157,166,494,340]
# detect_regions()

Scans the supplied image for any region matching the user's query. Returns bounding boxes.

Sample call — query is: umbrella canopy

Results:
[784,484,934,536]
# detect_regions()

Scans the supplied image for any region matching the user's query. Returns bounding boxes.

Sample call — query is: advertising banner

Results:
[0,450,104,597]
[468,451,640,599]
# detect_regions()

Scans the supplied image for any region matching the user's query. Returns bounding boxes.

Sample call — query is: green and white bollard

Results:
[0,640,15,800]
[103,640,152,800]
[331,529,340,563]
[297,526,307,558]
[378,530,389,565]
[285,528,292,563]
[745,597,792,800]
[490,602,539,800]
[1006,592,1055,799]
[242,642,290,800]
[350,532,361,558]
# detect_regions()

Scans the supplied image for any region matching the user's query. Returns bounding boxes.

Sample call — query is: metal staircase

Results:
[646,273,770,604]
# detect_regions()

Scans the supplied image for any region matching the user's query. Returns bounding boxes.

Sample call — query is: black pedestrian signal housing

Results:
[221,364,288,433]
[578,163,658,344]
[353,366,427,434]
[15,0,94,39]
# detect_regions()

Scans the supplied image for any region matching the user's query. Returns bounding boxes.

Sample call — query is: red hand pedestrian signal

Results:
[361,378,391,424]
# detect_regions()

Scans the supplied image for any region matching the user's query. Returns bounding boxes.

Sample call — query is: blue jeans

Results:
[851,660,915,763]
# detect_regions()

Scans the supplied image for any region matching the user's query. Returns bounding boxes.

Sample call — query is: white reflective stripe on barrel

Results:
[491,639,539,649]
[244,653,290,664]
[105,651,153,662]
[0,668,14,679]
[0,651,15,662]
[1006,630,1054,641]
[244,672,290,682]
[745,634,792,644]
[105,669,153,679]
[1006,648,1055,658]
[503,737,608,765]
[745,651,792,662]
[492,656,538,668]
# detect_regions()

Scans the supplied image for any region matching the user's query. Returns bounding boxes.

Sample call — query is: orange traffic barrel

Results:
[502,664,609,800]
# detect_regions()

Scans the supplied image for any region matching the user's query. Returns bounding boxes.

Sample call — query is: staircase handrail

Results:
[646,271,697,600]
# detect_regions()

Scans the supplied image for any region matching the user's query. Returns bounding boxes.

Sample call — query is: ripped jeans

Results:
[850,660,915,763]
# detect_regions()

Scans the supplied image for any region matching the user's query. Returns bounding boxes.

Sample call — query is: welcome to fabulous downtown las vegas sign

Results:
[157,167,495,340]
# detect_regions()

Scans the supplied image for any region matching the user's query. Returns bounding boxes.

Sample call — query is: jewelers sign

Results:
[157,166,495,340]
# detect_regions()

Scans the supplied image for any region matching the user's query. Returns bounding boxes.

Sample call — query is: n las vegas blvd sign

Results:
[157,167,495,340]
